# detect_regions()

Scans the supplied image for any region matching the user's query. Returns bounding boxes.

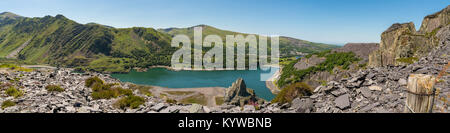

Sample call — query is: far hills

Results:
[0,12,338,73]
[158,24,339,55]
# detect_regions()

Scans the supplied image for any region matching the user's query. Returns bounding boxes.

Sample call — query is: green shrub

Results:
[92,82,121,92]
[91,87,132,100]
[0,64,16,68]
[85,76,104,87]
[272,82,313,104]
[114,95,145,109]
[396,57,418,64]
[1,100,16,109]
[45,85,65,92]
[254,105,260,110]
[215,96,224,106]
[277,52,360,87]
[320,80,328,86]
[6,86,23,98]
[305,50,331,58]
[180,94,207,106]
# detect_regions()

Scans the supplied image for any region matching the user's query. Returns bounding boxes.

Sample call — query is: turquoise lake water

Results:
[110,67,279,101]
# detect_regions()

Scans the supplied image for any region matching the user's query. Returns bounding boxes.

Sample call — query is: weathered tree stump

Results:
[404,74,436,113]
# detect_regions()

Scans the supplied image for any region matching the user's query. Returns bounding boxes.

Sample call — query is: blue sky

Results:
[1,0,448,45]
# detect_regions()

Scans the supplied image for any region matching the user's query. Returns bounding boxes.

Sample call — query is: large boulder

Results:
[369,6,450,67]
[334,94,350,109]
[291,98,313,113]
[369,22,426,67]
[224,78,263,106]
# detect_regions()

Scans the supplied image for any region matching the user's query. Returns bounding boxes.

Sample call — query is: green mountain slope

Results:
[0,13,175,73]
[159,25,340,56]
[0,12,23,20]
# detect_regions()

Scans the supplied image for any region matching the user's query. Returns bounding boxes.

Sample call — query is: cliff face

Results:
[293,55,325,70]
[368,22,426,66]
[419,5,450,34]
[369,5,450,67]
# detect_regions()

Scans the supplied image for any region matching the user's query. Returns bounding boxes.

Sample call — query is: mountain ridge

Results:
[159,24,340,56]
[0,12,23,19]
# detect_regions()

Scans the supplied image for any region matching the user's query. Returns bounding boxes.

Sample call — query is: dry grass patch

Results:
[215,96,224,105]
[180,93,207,106]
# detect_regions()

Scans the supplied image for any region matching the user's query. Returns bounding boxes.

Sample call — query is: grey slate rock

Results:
[334,94,350,109]
[150,103,166,112]
[291,98,313,113]
[360,87,372,98]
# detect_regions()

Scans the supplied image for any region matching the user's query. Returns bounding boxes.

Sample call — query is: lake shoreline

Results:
[140,65,282,95]
[112,65,280,101]
[266,67,281,95]
[136,65,281,72]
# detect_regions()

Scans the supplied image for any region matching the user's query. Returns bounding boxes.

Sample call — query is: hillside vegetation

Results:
[160,25,340,57]
[277,50,361,88]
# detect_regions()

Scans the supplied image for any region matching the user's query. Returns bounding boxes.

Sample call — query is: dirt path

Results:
[266,67,281,94]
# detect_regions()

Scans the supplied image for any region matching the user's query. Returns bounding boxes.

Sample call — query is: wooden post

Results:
[405,74,436,113]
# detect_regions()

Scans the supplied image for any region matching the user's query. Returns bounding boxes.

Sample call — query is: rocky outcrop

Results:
[419,5,450,34]
[223,78,263,106]
[289,43,378,89]
[369,22,427,67]
[293,55,325,70]
[333,43,379,62]
[369,6,450,67]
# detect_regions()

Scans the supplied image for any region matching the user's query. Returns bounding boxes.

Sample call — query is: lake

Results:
[111,67,279,101]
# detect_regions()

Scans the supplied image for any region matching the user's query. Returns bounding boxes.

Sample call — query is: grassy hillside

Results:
[277,50,361,87]
[0,12,338,73]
